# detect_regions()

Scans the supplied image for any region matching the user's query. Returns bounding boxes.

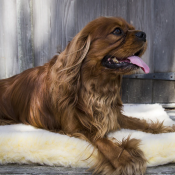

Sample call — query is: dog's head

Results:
[80,17,149,76]
[53,17,149,103]
[56,17,149,76]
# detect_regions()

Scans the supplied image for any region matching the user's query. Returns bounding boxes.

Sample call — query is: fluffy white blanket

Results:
[0,104,175,168]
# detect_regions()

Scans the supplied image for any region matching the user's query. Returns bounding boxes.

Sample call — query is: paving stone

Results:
[1,164,175,175]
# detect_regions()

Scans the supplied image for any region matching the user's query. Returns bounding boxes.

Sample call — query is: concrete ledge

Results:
[0,164,175,175]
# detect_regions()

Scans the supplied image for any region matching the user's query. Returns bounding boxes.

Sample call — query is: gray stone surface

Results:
[0,164,175,175]
[167,110,175,121]
[147,164,175,175]
[0,164,91,175]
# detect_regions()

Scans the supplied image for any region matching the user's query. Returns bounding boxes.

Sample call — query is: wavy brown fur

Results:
[0,17,174,174]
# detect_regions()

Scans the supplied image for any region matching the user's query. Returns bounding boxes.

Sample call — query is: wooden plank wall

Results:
[0,0,175,104]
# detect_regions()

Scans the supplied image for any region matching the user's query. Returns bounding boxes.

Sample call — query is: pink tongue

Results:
[127,56,150,73]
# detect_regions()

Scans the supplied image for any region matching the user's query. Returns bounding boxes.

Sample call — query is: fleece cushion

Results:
[0,104,175,168]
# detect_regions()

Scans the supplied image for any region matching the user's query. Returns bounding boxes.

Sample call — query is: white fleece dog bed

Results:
[0,104,175,168]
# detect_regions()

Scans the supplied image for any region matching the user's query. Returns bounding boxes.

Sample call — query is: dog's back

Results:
[0,65,53,128]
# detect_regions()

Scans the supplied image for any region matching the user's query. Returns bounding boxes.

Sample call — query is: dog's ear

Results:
[61,32,91,75]
[51,33,91,109]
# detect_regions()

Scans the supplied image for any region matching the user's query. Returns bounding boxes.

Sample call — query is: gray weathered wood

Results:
[75,0,129,34]
[32,0,52,66]
[153,80,175,103]
[1,163,175,175]
[0,0,18,79]
[17,0,34,72]
[0,164,92,174]
[32,0,77,66]
[122,79,153,103]
[0,0,6,79]
[0,0,175,103]
[126,0,155,73]
[153,0,175,73]
[102,0,128,19]
[49,0,76,54]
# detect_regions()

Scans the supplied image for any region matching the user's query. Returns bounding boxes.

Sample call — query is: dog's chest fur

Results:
[79,77,122,137]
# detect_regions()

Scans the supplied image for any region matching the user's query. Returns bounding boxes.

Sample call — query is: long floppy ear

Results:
[51,33,91,109]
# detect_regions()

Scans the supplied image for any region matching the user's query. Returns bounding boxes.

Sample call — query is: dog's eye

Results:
[112,28,122,35]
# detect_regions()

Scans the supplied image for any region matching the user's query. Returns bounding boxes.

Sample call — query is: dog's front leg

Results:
[92,137,146,175]
[118,114,175,134]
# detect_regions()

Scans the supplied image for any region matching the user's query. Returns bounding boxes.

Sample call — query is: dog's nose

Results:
[135,32,146,42]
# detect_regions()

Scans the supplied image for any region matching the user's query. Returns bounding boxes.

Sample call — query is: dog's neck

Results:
[77,74,123,137]
[80,73,123,105]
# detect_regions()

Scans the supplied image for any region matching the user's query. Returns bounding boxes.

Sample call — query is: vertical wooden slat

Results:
[0,0,18,79]
[153,0,175,73]
[153,81,175,103]
[121,78,129,103]
[49,0,76,54]
[110,0,155,103]
[101,0,128,19]
[75,0,102,32]
[60,0,76,50]
[126,0,155,73]
[49,0,63,55]
[75,0,129,39]
[17,0,34,72]
[32,0,51,66]
[32,0,76,66]
[152,0,175,104]
[122,79,153,104]
[0,0,6,79]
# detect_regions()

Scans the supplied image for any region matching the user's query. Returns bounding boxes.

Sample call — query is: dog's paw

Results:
[144,121,175,134]
[171,125,175,132]
[111,137,146,175]
[91,137,147,175]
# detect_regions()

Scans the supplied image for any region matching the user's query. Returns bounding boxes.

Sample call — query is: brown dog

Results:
[0,17,174,175]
